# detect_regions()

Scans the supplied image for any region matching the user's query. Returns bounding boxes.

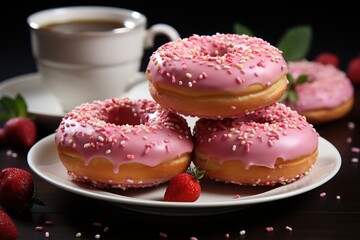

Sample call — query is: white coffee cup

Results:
[27,6,180,112]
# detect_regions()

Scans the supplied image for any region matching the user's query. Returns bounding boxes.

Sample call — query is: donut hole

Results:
[106,107,147,126]
[209,48,227,57]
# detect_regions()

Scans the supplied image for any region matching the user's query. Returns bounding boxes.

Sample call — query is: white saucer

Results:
[0,72,156,129]
[28,135,341,216]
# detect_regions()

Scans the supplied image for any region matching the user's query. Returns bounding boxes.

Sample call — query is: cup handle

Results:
[144,23,180,48]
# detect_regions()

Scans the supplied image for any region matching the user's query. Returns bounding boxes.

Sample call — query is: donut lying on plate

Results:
[55,98,194,189]
[193,102,319,186]
[146,33,288,118]
[282,60,354,124]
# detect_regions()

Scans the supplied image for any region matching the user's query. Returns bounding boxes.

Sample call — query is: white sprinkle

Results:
[95,234,101,239]
[103,226,109,232]
[105,149,111,154]
[285,226,293,232]
[84,143,91,148]
[348,121,355,129]
[351,158,359,163]
[232,145,237,151]
[159,232,168,238]
[45,232,50,238]
[239,230,246,236]
[336,195,341,200]
[35,226,44,231]
[76,232,82,237]
[179,81,183,85]
[190,237,198,240]
[98,136,104,142]
[266,227,274,232]
[320,192,326,197]
[188,82,193,87]
[186,73,192,78]
[93,222,102,227]
[225,233,230,238]
[351,147,360,153]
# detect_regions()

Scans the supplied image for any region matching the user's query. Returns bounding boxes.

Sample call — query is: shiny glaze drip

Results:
[194,102,318,169]
[55,98,194,173]
[286,60,354,111]
[146,33,288,95]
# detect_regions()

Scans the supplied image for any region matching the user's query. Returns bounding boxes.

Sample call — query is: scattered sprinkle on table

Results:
[159,232,168,238]
[285,226,293,232]
[266,227,274,232]
[320,192,326,197]
[239,230,246,236]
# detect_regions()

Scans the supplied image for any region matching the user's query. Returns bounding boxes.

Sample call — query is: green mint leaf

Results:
[277,25,312,62]
[296,74,308,84]
[233,22,254,36]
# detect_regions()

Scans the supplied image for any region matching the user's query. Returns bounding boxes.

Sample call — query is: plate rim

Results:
[27,134,341,211]
[0,72,147,118]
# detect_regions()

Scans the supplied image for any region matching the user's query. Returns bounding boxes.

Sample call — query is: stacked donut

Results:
[146,33,319,186]
[55,98,194,189]
[282,60,354,124]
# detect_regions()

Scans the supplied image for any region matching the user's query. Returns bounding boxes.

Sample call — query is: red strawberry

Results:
[0,168,42,211]
[3,117,37,149]
[0,210,18,240]
[347,57,360,84]
[164,167,204,202]
[315,52,340,68]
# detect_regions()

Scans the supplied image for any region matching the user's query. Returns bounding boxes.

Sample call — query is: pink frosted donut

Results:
[55,98,194,189]
[146,33,288,118]
[193,102,319,186]
[283,60,354,124]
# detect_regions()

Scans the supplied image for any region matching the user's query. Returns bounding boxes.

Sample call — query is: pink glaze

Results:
[55,98,194,173]
[194,102,318,169]
[285,61,354,112]
[146,33,288,95]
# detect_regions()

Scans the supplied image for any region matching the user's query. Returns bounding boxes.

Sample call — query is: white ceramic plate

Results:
[27,135,341,216]
[0,72,151,129]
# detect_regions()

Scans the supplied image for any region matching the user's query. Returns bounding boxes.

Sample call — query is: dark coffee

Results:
[42,19,125,33]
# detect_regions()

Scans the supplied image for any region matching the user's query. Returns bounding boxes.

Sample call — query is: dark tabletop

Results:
[1,1,360,239]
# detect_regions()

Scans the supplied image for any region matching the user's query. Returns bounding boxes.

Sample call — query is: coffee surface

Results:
[42,19,125,32]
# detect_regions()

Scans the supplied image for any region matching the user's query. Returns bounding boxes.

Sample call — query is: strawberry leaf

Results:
[277,25,312,62]
[288,90,298,103]
[280,73,308,103]
[0,94,29,120]
[296,74,308,84]
[233,22,254,36]
[189,166,205,182]
[14,94,28,117]
[279,90,289,102]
